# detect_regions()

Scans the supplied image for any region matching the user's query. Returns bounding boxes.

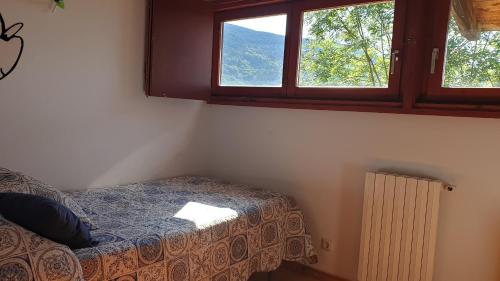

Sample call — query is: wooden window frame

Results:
[146,0,500,118]
[288,0,407,101]
[212,4,293,98]
[212,0,408,101]
[422,0,500,104]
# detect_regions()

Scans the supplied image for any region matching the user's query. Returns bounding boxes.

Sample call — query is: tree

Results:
[444,17,499,88]
[300,2,499,88]
[300,2,394,87]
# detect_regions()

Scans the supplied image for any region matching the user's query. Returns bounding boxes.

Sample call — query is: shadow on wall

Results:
[335,160,456,280]
[335,163,366,279]
[0,98,207,191]
[86,98,207,189]
[497,224,500,281]
[0,0,210,190]
[370,162,456,183]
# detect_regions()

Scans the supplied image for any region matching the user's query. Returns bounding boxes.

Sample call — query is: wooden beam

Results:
[474,0,500,31]
[451,0,481,40]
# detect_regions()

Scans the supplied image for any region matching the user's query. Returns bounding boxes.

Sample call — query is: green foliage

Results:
[222,1,499,89]
[299,2,394,87]
[443,18,499,88]
[221,24,285,86]
[55,0,65,9]
[300,1,499,88]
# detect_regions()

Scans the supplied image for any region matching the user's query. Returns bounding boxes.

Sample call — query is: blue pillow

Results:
[0,193,97,249]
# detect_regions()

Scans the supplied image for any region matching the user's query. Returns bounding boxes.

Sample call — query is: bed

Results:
[0,176,316,281]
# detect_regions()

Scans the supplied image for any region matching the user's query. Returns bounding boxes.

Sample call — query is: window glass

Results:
[442,9,500,88]
[220,15,287,87]
[298,1,396,88]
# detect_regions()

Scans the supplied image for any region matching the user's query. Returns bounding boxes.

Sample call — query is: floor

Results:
[249,266,322,281]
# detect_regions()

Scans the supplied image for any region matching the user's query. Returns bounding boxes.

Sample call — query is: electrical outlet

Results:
[321,238,333,251]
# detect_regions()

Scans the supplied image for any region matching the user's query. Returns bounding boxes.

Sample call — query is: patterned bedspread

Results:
[0,216,85,281]
[68,176,317,281]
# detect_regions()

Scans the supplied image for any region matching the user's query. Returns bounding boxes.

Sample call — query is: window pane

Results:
[443,8,500,88]
[298,1,395,88]
[220,15,287,87]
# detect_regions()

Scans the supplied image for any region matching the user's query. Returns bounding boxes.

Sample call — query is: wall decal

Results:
[0,13,24,81]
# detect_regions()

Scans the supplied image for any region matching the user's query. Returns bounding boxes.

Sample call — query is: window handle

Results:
[430,48,439,74]
[390,50,399,75]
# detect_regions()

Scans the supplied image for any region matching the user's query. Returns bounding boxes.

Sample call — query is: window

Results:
[298,2,396,88]
[208,0,500,117]
[213,0,405,100]
[426,0,500,102]
[220,15,288,87]
[289,0,406,100]
[443,17,499,88]
[212,4,291,97]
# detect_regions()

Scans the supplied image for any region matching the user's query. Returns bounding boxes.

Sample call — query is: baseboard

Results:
[282,261,352,281]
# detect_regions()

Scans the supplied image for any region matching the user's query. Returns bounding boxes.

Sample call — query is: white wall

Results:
[0,0,206,190]
[1,1,499,281]
[203,105,500,281]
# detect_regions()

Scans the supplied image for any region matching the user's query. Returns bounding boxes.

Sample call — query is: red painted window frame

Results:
[423,0,500,104]
[212,4,293,98]
[288,0,407,101]
[201,0,500,118]
[212,0,408,101]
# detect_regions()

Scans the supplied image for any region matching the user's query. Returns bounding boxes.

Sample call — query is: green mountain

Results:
[221,24,285,86]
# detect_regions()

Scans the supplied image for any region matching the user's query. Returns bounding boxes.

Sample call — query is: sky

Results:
[226,14,312,38]
[227,14,288,36]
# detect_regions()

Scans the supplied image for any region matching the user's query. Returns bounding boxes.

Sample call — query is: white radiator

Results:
[357,172,446,281]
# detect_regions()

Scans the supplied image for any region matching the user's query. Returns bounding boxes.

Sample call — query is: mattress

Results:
[68,176,316,281]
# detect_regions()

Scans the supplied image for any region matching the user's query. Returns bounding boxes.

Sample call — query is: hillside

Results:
[221,24,285,86]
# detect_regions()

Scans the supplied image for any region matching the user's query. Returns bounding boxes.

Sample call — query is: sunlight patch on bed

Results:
[174,202,238,229]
